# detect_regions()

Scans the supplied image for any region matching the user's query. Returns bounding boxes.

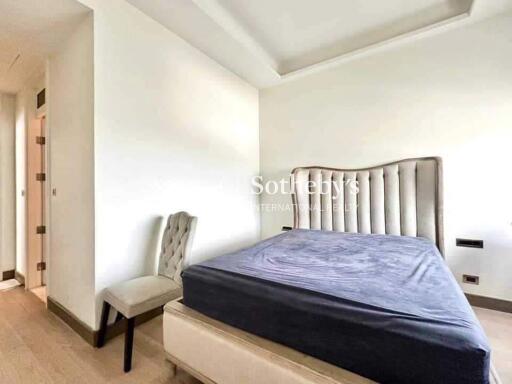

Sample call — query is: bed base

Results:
[163,299,501,384]
[166,354,217,384]
[163,299,375,384]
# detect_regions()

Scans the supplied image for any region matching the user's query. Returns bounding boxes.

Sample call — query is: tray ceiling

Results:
[216,0,473,74]
[127,0,476,88]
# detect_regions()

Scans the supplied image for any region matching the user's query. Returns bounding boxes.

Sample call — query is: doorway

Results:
[26,114,46,301]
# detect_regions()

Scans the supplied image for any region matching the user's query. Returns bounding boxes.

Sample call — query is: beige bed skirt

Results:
[163,299,501,384]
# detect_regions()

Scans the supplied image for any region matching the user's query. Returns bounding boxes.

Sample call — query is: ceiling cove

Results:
[128,0,475,88]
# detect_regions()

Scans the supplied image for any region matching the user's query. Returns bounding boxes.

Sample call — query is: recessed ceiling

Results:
[0,0,91,94]
[127,0,479,88]
[216,0,473,74]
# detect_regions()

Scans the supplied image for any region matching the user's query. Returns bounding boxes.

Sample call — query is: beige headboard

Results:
[291,157,444,255]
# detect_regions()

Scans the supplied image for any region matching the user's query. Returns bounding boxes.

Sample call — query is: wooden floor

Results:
[474,306,512,381]
[0,288,198,384]
[30,285,47,304]
[0,287,511,383]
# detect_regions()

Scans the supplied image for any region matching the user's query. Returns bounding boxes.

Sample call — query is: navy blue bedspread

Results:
[183,229,490,384]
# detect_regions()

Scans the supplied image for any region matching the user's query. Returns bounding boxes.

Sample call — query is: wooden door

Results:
[26,116,45,289]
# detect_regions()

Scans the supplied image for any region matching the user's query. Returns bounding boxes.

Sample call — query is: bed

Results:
[164,157,498,384]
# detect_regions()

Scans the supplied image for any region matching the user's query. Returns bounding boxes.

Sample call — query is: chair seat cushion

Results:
[105,275,182,318]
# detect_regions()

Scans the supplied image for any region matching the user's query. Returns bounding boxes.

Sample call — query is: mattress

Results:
[182,229,491,384]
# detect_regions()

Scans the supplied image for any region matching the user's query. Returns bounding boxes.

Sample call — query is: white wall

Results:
[260,12,512,301]
[75,0,260,329]
[0,94,16,275]
[48,13,95,327]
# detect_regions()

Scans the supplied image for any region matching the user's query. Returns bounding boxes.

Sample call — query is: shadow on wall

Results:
[143,215,166,275]
[95,211,260,328]
[142,214,258,271]
[191,236,258,265]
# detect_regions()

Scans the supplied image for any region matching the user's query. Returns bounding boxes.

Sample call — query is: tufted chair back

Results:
[158,211,197,286]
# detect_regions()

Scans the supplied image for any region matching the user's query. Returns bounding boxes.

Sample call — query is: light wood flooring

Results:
[0,287,511,383]
[474,306,512,381]
[30,285,47,304]
[0,287,198,383]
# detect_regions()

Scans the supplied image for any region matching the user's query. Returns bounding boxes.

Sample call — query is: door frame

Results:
[25,114,46,290]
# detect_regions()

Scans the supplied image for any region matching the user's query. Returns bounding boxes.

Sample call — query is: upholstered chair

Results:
[97,211,197,372]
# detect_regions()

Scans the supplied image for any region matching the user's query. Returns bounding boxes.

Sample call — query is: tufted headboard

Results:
[291,157,444,254]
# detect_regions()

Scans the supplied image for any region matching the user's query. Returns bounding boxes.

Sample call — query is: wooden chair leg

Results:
[124,317,135,373]
[97,301,110,348]
[115,311,123,323]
